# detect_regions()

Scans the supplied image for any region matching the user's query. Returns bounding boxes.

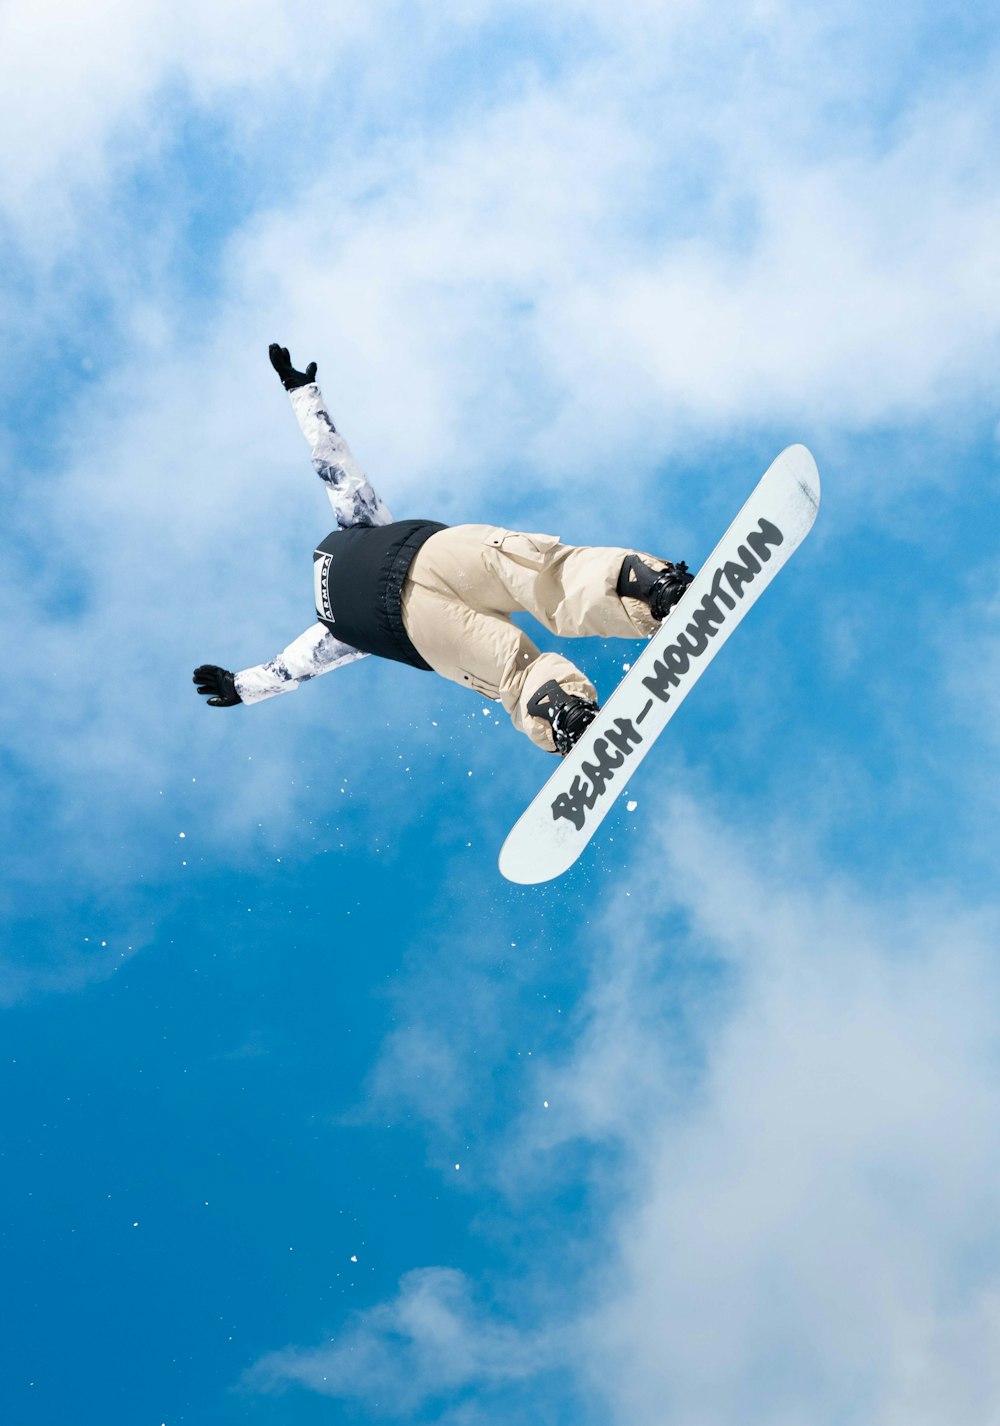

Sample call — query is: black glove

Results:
[268,343,317,390]
[193,665,242,707]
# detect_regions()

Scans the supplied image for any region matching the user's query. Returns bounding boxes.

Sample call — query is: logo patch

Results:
[313,551,335,623]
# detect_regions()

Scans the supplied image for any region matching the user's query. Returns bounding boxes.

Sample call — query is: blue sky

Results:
[2,2,999,1423]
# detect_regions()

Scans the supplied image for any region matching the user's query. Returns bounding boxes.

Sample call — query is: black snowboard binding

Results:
[617,555,693,621]
[526,679,600,756]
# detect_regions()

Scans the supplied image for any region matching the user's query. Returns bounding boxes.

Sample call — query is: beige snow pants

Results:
[400,524,667,752]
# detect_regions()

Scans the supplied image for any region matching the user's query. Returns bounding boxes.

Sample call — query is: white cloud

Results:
[4,7,999,1406]
[258,797,1000,1423]
[561,811,1000,1426]
[197,17,1000,533]
[0,0,380,241]
[946,576,1000,752]
[6,0,999,433]
[2,0,998,968]
[246,1266,553,1414]
[533,811,1000,1425]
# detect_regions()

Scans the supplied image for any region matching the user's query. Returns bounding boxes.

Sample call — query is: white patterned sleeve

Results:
[234,623,368,704]
[289,382,394,529]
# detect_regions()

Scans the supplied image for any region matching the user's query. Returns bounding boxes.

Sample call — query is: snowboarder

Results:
[193,345,693,754]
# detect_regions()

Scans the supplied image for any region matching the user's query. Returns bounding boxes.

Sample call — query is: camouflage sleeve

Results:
[234,623,368,704]
[288,382,394,529]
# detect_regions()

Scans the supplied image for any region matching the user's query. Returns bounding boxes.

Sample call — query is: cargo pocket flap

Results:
[486,529,561,567]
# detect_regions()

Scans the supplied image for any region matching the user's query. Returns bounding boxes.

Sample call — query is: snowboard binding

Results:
[617,555,693,621]
[526,680,600,757]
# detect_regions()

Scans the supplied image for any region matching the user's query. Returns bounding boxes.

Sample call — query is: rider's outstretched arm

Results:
[269,343,393,530]
[193,345,388,712]
[235,623,368,703]
[194,624,368,709]
[289,383,394,529]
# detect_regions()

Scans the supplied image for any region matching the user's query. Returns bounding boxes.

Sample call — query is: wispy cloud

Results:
[2,3,999,1421]
[246,1265,556,1415]
[251,795,1000,1422]
[546,804,1000,1425]
[6,0,997,843]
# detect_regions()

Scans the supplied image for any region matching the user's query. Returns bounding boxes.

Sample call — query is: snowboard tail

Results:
[498,445,820,885]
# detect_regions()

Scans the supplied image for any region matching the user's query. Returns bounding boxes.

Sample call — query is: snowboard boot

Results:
[617,555,693,621]
[526,679,600,757]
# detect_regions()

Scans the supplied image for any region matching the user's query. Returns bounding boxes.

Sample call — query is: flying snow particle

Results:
[626,800,638,812]
[543,1100,549,1108]
[623,662,631,672]
[350,1254,358,1262]
[454,1163,461,1171]
[178,832,186,839]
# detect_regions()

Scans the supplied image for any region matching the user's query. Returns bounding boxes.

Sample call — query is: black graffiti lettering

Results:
[552,782,588,830]
[737,543,761,575]
[555,515,789,832]
[642,599,720,700]
[551,720,643,828]
[663,642,691,678]
[675,625,707,659]
[710,567,737,611]
[553,516,787,832]
[588,741,622,778]
[645,538,767,697]
[687,592,727,646]
[724,548,760,599]
[642,639,693,699]
[605,718,643,755]
[746,517,784,563]
[641,656,678,702]
[580,743,618,797]
[678,619,709,657]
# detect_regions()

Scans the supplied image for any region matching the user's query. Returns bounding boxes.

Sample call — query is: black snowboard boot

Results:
[617,555,693,621]
[526,679,600,756]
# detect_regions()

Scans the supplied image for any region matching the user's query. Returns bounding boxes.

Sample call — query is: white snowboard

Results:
[499,445,821,885]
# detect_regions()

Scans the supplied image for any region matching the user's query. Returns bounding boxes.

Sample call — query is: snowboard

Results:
[498,444,821,885]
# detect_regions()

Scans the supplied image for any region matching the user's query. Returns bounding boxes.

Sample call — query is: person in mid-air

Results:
[193,345,692,755]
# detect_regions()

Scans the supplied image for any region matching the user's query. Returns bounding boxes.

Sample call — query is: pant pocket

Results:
[458,667,500,699]
[484,528,561,570]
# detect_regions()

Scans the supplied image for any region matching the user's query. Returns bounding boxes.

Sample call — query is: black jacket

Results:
[313,519,447,670]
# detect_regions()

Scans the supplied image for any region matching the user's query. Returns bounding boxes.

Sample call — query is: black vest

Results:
[313,519,447,670]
